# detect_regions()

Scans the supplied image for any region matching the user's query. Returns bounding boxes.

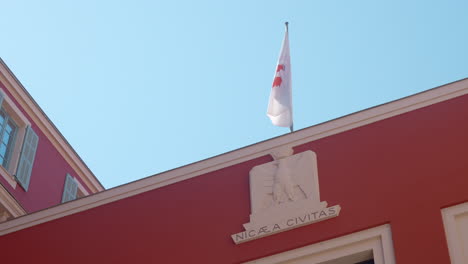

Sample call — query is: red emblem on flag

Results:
[272,64,285,87]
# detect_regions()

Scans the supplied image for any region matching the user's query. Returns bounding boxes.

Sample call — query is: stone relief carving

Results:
[232,146,341,244]
[271,147,297,204]
[245,147,328,229]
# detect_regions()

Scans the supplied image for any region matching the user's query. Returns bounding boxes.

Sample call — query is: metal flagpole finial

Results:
[285,22,289,31]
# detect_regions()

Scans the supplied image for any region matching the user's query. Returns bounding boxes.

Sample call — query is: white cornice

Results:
[0,59,104,193]
[0,78,467,236]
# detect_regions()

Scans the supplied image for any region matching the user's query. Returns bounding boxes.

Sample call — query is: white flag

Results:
[267,24,293,130]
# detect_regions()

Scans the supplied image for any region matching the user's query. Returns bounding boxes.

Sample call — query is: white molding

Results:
[0,166,16,189]
[0,211,8,222]
[243,224,395,264]
[0,183,25,217]
[2,90,31,127]
[75,177,89,196]
[0,60,104,193]
[442,201,468,264]
[1,78,468,236]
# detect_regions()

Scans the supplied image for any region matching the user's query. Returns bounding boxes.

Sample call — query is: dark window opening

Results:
[355,260,374,264]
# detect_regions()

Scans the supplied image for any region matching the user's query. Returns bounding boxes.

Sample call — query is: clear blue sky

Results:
[1,0,467,188]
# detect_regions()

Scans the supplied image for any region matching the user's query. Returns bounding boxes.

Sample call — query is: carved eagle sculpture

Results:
[250,148,314,214]
[272,158,296,203]
[270,147,300,205]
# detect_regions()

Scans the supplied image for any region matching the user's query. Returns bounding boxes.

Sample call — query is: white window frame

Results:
[0,91,30,189]
[244,224,395,264]
[442,201,468,264]
[0,183,26,219]
[76,178,90,197]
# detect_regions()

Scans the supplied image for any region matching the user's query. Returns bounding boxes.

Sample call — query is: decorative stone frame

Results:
[0,183,26,221]
[244,224,395,264]
[442,201,468,264]
[0,89,30,189]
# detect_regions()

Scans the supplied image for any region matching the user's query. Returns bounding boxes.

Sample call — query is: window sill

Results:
[0,165,17,189]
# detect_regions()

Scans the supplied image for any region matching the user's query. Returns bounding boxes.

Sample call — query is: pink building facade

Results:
[0,59,103,222]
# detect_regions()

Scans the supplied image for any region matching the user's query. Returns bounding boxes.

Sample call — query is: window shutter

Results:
[0,90,4,107]
[62,174,78,203]
[16,126,39,191]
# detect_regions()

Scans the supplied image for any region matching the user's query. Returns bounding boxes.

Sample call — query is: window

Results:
[62,173,88,203]
[0,108,17,168]
[0,89,38,191]
[356,260,375,264]
[442,201,468,264]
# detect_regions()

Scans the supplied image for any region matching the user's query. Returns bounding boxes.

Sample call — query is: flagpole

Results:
[268,21,294,132]
[285,21,294,133]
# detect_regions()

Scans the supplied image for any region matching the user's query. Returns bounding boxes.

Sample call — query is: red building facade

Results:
[0,76,468,264]
[0,59,103,221]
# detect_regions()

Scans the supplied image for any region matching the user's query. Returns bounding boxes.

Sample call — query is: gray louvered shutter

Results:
[62,174,78,202]
[0,90,4,107]
[16,126,38,191]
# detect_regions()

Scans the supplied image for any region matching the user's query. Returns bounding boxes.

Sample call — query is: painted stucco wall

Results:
[1,93,468,263]
[0,81,92,213]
